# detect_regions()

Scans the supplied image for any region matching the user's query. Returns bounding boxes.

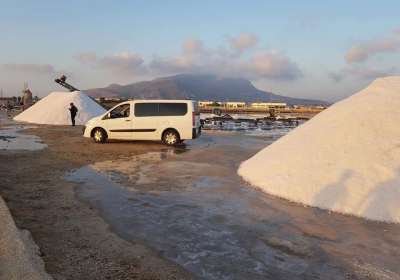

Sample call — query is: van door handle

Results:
[125,120,131,122]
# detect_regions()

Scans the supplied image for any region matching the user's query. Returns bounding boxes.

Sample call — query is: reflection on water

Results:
[203,116,305,140]
[202,120,305,140]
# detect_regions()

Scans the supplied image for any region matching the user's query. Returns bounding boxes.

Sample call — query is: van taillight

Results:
[192,112,195,126]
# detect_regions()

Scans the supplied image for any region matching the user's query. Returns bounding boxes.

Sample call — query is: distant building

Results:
[0,97,14,105]
[23,89,33,104]
[294,105,326,110]
[226,102,246,108]
[251,102,287,109]
[95,97,123,102]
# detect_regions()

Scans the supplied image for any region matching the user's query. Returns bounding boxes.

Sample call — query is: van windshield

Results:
[109,104,130,118]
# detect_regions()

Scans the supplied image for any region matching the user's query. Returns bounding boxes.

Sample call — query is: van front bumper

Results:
[83,125,93,138]
[192,127,201,139]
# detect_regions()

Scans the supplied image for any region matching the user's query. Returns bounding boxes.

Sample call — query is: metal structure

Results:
[54,75,79,92]
[53,75,109,110]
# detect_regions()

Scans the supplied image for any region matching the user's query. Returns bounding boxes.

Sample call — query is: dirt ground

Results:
[1,113,400,280]
[0,119,198,280]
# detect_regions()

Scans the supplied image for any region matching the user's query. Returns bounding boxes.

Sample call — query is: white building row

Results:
[199,101,287,109]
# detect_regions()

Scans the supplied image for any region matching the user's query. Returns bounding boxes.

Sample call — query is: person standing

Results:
[6,102,11,116]
[69,103,78,126]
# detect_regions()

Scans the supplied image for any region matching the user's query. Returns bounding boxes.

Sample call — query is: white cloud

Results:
[73,50,98,64]
[229,31,260,56]
[73,33,302,81]
[328,66,396,82]
[148,49,302,80]
[345,39,400,63]
[74,51,146,75]
[327,71,344,83]
[149,55,198,75]
[348,66,396,79]
[183,36,205,54]
[236,50,302,80]
[3,63,58,74]
[99,51,145,75]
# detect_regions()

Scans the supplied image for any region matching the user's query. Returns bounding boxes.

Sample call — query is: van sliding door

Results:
[131,103,159,139]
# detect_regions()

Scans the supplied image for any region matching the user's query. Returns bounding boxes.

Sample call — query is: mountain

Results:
[84,74,328,105]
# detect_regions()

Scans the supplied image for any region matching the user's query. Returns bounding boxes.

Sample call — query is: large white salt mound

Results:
[238,76,400,223]
[14,91,106,125]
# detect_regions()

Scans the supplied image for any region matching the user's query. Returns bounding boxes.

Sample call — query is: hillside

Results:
[84,74,328,105]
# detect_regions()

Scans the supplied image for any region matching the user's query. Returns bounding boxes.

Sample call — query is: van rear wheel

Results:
[163,130,180,146]
[93,128,107,143]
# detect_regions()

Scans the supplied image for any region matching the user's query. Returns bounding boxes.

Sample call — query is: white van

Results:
[83,100,201,145]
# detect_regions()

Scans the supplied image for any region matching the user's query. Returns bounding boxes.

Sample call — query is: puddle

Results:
[0,125,46,151]
[186,132,271,150]
[201,120,305,141]
[63,151,347,280]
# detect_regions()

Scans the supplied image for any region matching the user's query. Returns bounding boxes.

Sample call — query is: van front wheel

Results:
[163,130,180,146]
[93,128,107,143]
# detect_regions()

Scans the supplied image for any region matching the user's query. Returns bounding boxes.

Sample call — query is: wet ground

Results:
[63,135,400,280]
[1,110,399,280]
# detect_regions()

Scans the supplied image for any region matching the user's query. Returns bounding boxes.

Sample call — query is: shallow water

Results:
[62,147,348,280]
[0,125,46,151]
[202,121,304,140]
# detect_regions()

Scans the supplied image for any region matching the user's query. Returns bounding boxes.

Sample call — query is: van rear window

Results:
[193,102,200,115]
[135,103,159,117]
[159,103,187,116]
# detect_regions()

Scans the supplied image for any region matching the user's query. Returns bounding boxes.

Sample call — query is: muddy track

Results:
[0,124,197,280]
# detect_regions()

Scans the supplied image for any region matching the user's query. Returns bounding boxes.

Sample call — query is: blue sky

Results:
[1,0,399,102]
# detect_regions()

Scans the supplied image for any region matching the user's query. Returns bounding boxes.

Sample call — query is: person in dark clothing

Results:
[69,103,78,126]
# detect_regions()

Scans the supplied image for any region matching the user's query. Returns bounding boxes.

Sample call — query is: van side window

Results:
[135,103,159,117]
[159,103,188,116]
[110,104,130,119]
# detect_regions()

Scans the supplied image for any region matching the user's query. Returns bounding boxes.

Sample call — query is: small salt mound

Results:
[14,91,106,125]
[232,114,256,120]
[238,76,400,223]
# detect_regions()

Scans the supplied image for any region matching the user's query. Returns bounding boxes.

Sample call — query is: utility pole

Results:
[1,89,2,97]
[270,87,273,103]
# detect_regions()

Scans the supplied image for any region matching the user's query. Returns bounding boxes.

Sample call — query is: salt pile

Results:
[14,91,106,125]
[238,76,400,223]
[0,196,53,279]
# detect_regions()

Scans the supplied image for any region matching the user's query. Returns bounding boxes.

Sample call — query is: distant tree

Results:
[99,97,105,103]
[13,96,17,103]
[207,102,220,107]
[17,96,21,103]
